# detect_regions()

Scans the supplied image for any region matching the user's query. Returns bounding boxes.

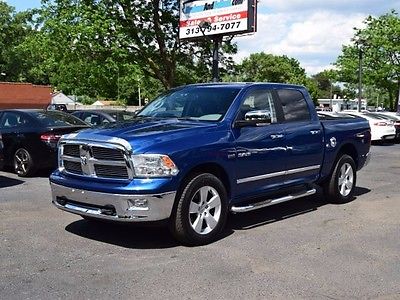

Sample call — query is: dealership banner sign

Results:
[179,0,257,40]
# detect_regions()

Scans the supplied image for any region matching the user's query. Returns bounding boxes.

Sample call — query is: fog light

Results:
[127,199,149,211]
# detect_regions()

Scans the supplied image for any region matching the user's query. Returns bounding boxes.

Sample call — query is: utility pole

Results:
[329,80,333,110]
[212,36,222,83]
[355,38,367,112]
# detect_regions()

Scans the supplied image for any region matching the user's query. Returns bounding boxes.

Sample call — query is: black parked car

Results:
[0,132,4,170]
[71,110,136,127]
[0,109,89,177]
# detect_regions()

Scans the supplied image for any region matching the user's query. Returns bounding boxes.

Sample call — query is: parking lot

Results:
[1,143,399,299]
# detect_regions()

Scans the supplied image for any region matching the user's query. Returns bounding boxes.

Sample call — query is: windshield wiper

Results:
[177,117,199,121]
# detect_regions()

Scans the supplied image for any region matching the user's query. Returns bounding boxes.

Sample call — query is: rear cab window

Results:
[277,89,311,122]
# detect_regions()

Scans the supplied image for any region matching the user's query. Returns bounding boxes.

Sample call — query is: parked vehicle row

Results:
[318,110,398,142]
[71,110,136,127]
[0,110,89,176]
[0,132,4,170]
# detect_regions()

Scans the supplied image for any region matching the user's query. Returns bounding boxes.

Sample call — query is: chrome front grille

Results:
[63,160,83,175]
[94,164,128,179]
[60,142,133,180]
[92,146,124,161]
[63,145,80,157]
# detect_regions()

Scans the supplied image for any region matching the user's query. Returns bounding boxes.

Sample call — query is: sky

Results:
[234,0,400,74]
[6,0,400,75]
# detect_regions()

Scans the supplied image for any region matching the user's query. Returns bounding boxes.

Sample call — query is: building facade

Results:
[0,82,52,109]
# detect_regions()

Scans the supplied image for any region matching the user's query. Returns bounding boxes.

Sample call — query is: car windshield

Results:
[33,111,88,127]
[110,111,136,122]
[137,86,241,121]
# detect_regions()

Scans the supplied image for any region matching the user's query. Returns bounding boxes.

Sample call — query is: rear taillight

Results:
[40,133,61,142]
[373,121,388,126]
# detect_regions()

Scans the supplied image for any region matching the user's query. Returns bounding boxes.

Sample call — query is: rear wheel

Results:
[14,148,36,177]
[170,173,228,245]
[323,154,356,203]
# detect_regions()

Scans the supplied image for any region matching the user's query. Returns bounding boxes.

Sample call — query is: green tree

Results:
[20,0,236,103]
[0,1,38,82]
[235,52,319,104]
[335,10,400,110]
[312,69,343,99]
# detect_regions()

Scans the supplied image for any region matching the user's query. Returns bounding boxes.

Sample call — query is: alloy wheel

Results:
[188,186,222,235]
[338,162,354,197]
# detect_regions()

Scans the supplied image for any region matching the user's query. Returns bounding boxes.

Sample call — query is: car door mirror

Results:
[245,110,271,121]
[234,110,272,128]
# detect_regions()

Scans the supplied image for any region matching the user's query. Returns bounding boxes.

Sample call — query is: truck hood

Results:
[61,118,222,153]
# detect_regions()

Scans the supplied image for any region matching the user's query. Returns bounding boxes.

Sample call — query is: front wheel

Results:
[170,173,228,246]
[323,154,357,204]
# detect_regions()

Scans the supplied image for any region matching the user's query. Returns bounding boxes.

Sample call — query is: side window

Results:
[0,112,32,129]
[277,89,311,122]
[82,112,101,126]
[238,89,277,123]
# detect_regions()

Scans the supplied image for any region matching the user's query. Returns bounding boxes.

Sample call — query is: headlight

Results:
[132,154,179,177]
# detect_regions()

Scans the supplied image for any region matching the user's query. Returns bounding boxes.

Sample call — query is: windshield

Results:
[137,86,241,121]
[33,111,88,127]
[110,111,136,122]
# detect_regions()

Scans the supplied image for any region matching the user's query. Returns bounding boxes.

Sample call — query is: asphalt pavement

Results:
[0,144,399,299]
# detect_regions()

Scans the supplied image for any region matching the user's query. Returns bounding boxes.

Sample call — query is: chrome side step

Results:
[230,188,316,213]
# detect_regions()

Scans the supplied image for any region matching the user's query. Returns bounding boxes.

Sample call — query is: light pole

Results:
[117,66,120,102]
[355,38,367,112]
[136,75,144,107]
[329,80,333,110]
[357,47,363,112]
[198,21,222,83]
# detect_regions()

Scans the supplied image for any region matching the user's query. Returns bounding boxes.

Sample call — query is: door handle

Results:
[356,133,365,138]
[310,130,321,135]
[270,134,284,139]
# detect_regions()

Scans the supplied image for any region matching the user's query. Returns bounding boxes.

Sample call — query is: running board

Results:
[230,188,316,213]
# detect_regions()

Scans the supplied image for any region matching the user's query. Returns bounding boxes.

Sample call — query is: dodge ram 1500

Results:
[50,83,371,245]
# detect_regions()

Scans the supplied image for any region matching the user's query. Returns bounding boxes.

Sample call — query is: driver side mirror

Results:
[234,110,272,128]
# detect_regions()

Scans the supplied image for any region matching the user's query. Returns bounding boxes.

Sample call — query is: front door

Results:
[232,88,287,201]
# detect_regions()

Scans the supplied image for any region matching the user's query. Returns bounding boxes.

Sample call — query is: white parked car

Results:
[367,112,400,141]
[341,111,396,141]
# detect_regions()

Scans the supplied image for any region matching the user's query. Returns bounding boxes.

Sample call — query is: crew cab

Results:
[50,83,371,245]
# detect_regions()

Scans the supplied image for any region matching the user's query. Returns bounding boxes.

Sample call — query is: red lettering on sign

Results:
[180,11,248,28]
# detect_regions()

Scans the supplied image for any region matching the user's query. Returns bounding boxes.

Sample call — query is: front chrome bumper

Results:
[50,182,176,222]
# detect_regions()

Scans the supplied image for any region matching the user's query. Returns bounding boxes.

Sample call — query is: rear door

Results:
[232,87,287,200]
[0,111,39,163]
[277,88,324,185]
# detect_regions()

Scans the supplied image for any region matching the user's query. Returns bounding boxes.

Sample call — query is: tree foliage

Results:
[234,52,319,104]
[335,10,400,110]
[0,1,38,82]
[312,69,344,99]
[14,0,236,103]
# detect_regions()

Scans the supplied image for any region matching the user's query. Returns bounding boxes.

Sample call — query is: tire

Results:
[14,148,36,177]
[170,173,228,246]
[323,154,356,204]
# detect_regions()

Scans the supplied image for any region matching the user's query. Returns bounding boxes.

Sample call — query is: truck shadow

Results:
[64,186,370,248]
[65,220,180,249]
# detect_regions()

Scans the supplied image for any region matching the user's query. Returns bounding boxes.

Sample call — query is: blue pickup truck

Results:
[50,83,371,245]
